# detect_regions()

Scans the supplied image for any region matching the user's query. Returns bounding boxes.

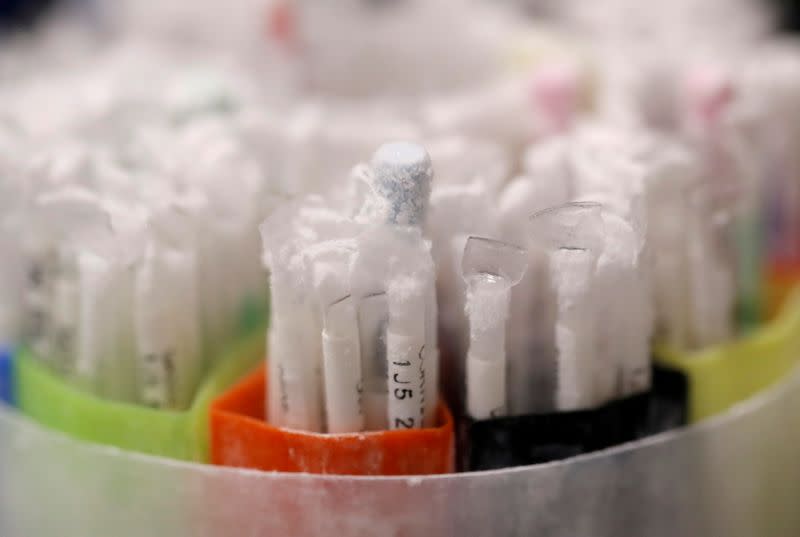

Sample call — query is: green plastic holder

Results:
[656,287,800,423]
[15,327,266,462]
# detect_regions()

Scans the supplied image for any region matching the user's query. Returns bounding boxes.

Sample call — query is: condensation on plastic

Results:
[2,359,800,537]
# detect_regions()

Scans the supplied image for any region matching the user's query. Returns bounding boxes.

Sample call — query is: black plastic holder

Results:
[460,365,688,471]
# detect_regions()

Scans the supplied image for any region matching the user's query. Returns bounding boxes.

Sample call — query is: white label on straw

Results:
[387,331,425,430]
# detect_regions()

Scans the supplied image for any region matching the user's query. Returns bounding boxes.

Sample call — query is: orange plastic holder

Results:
[767,259,800,319]
[210,364,456,476]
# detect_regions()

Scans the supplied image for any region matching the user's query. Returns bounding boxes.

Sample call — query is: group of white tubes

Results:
[263,142,438,433]
[2,2,798,437]
[0,60,272,410]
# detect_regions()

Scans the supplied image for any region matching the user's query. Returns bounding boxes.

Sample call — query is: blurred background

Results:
[0,0,797,33]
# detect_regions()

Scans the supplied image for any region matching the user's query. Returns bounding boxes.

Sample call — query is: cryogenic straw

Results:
[76,251,115,394]
[49,255,79,380]
[261,203,307,430]
[353,142,435,430]
[686,185,736,349]
[134,244,174,409]
[530,202,603,411]
[594,210,652,401]
[549,248,599,410]
[357,291,389,430]
[75,244,137,404]
[261,198,351,432]
[386,274,428,430]
[722,114,768,327]
[37,188,142,401]
[134,242,201,409]
[306,240,363,433]
[687,76,763,328]
[322,295,364,433]
[422,273,439,428]
[462,236,528,420]
[34,189,113,387]
[270,253,324,432]
[634,139,697,350]
[22,242,57,367]
[133,205,203,411]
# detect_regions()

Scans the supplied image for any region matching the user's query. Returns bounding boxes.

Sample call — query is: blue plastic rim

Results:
[0,345,14,406]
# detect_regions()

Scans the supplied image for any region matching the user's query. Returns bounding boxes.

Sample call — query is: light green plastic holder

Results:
[656,287,800,423]
[14,326,266,462]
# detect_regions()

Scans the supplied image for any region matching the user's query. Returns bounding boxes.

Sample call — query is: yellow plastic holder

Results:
[656,287,800,423]
[14,326,265,462]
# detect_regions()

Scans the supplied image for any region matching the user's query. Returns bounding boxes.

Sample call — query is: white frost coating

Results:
[465,281,510,420]
[306,241,363,434]
[322,323,363,433]
[423,75,537,148]
[350,229,392,432]
[530,201,604,252]
[498,174,571,246]
[635,139,697,350]
[551,248,599,411]
[530,201,604,411]
[462,236,528,420]
[505,244,558,415]
[261,199,338,432]
[465,280,511,359]
[522,137,572,189]
[30,190,113,381]
[133,242,202,410]
[364,142,433,227]
[426,181,495,372]
[349,142,439,431]
[425,135,510,192]
[594,212,652,402]
[75,252,113,394]
[305,240,356,308]
[686,200,736,349]
[496,173,569,416]
[271,248,324,433]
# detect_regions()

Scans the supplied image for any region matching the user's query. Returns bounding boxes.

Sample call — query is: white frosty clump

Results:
[363,142,433,227]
